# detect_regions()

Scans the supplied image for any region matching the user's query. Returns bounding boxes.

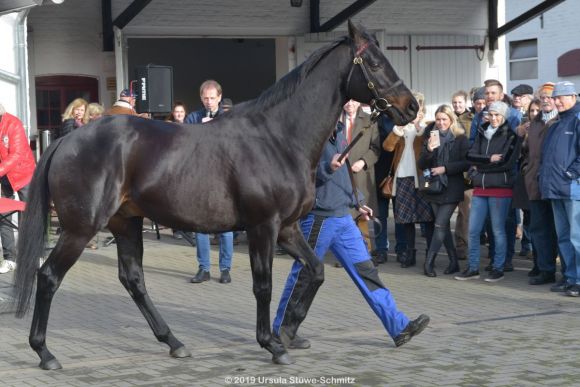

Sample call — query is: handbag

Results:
[380,175,394,198]
[418,171,444,194]
[379,163,395,198]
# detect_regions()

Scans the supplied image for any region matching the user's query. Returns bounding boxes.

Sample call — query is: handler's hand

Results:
[358,205,373,220]
[330,153,347,171]
[490,154,503,163]
[351,159,366,173]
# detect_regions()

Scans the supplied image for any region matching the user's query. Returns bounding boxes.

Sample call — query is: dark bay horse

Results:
[13,21,418,369]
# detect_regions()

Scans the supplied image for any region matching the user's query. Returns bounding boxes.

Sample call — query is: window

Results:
[509,39,538,80]
[35,76,99,134]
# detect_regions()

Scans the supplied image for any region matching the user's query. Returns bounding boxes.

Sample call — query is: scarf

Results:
[435,128,453,188]
[484,125,499,140]
[541,109,557,123]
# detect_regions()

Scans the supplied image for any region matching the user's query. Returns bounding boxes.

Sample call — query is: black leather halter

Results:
[345,41,403,114]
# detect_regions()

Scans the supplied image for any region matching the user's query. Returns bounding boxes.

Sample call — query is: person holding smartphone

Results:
[418,105,470,277]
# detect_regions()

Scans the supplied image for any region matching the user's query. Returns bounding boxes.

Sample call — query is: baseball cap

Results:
[120,88,136,98]
[552,81,577,97]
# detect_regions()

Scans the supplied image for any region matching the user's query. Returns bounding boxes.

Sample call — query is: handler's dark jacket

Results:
[418,123,470,204]
[313,123,360,217]
[467,120,521,189]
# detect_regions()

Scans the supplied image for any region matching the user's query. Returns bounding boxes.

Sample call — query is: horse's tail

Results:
[13,139,63,318]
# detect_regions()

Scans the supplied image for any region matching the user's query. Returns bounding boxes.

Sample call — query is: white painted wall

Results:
[505,0,580,92]
[27,0,117,122]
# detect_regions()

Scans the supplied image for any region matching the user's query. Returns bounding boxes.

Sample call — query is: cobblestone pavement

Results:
[1,223,579,386]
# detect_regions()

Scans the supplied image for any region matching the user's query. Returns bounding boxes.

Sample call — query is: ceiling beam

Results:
[113,0,153,29]
[489,0,566,50]
[102,0,113,51]
[311,0,377,33]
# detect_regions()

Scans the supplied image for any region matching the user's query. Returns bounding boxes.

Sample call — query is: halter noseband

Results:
[346,41,403,117]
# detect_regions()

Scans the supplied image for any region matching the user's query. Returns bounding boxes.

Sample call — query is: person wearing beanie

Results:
[471,87,486,115]
[539,81,580,297]
[0,104,36,274]
[455,99,521,283]
[469,79,522,145]
[519,82,561,286]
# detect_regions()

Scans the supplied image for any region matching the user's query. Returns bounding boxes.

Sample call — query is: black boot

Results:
[424,250,437,277]
[396,250,406,264]
[401,249,416,268]
[444,247,460,275]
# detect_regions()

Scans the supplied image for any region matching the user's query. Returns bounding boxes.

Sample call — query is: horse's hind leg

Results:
[274,222,325,344]
[109,216,191,359]
[30,231,91,370]
[245,222,290,365]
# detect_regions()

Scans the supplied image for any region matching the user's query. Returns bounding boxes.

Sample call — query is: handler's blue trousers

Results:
[273,214,410,338]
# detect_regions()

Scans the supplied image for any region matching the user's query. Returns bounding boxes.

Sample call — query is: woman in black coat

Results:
[418,104,470,277]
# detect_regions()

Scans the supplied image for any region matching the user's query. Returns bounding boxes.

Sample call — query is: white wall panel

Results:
[382,35,411,89]
[411,35,486,120]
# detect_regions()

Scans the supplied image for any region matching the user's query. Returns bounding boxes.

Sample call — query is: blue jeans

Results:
[374,195,390,253]
[551,199,580,285]
[195,232,233,272]
[273,214,410,338]
[529,200,559,274]
[486,208,516,266]
[468,196,512,271]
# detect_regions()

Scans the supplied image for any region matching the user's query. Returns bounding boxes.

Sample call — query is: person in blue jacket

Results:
[272,121,429,350]
[539,81,580,297]
[186,80,233,284]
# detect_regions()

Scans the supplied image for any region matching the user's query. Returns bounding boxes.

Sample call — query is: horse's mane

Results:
[235,36,350,113]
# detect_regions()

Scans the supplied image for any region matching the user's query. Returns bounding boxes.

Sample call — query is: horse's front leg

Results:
[274,221,325,344]
[245,223,291,365]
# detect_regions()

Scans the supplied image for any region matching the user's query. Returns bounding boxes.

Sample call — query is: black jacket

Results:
[467,121,521,189]
[418,124,470,204]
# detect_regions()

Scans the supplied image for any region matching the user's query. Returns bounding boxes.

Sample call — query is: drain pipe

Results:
[15,9,31,138]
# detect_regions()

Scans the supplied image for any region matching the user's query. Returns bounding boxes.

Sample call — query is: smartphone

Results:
[430,130,440,148]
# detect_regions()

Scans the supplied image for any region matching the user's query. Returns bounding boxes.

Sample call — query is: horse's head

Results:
[345,21,418,125]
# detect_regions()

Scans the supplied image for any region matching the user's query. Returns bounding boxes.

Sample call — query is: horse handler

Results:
[273,121,429,349]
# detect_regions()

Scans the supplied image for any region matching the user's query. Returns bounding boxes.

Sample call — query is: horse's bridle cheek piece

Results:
[346,42,403,118]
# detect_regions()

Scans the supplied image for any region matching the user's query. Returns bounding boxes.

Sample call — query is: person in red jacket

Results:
[0,104,36,274]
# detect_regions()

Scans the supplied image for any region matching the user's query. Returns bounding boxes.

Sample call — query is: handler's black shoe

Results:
[276,327,311,349]
[219,270,231,284]
[394,314,430,348]
[190,269,210,283]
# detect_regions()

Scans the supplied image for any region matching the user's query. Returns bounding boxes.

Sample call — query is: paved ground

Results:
[1,221,579,387]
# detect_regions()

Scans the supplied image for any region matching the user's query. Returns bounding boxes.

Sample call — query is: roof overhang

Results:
[0,0,41,16]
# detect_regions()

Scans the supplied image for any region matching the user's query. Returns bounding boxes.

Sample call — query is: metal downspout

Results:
[15,9,31,138]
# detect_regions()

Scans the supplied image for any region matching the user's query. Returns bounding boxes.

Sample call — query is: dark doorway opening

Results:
[128,38,276,113]
[35,75,99,133]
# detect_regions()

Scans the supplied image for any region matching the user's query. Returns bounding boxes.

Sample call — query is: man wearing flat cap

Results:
[511,84,534,118]
[511,84,534,122]
[539,81,580,297]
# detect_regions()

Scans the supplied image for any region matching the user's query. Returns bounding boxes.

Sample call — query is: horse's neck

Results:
[276,47,351,166]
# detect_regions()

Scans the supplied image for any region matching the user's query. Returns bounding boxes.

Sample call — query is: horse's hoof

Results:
[39,358,62,370]
[170,346,192,358]
[272,353,293,365]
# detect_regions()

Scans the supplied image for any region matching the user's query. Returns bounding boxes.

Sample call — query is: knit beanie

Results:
[488,101,508,119]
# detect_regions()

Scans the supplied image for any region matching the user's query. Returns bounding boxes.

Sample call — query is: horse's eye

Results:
[369,62,381,70]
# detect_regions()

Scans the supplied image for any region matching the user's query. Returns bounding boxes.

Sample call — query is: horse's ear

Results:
[348,19,367,48]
